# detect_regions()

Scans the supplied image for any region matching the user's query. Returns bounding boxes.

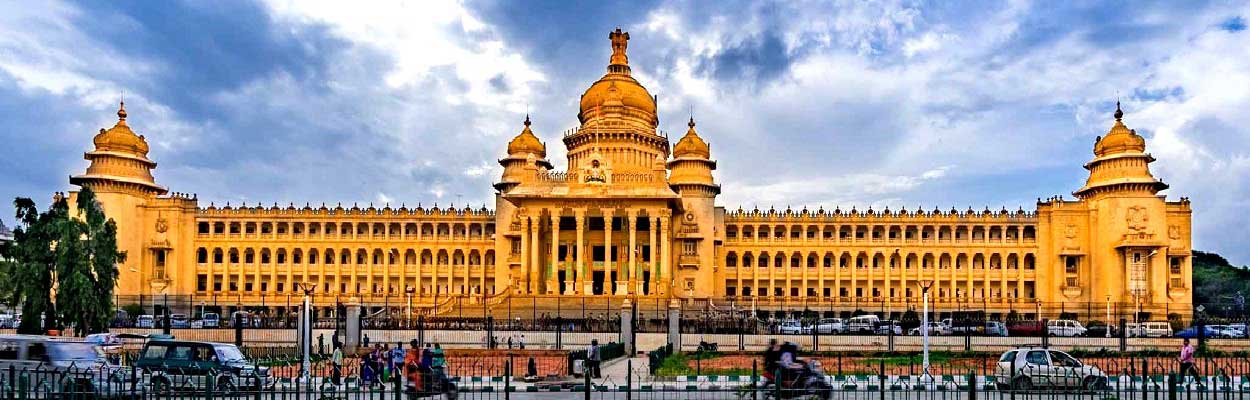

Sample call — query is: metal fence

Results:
[6,354,1250,399]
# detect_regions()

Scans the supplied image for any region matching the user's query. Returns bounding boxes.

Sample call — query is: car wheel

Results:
[1082,377,1105,391]
[216,376,237,394]
[151,376,172,394]
[1012,376,1033,391]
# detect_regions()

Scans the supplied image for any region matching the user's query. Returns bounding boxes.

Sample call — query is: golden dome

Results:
[506,115,546,158]
[673,117,710,159]
[1094,102,1146,157]
[578,28,657,123]
[92,102,150,156]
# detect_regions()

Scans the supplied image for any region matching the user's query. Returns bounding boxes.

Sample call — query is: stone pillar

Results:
[628,210,639,295]
[650,216,659,295]
[345,302,362,354]
[530,214,541,294]
[660,213,670,296]
[620,299,634,355]
[667,299,681,349]
[603,209,618,295]
[549,214,560,294]
[520,215,530,294]
[576,211,589,295]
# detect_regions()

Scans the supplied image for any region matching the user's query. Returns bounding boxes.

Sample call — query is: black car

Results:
[133,340,271,393]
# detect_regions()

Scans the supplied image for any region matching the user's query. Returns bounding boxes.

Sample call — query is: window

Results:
[681,241,696,256]
[155,250,166,267]
[1025,351,1048,366]
[197,275,208,292]
[0,341,18,360]
[511,239,521,255]
[141,345,168,360]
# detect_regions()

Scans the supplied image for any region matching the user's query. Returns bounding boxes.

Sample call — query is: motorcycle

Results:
[405,367,458,400]
[760,360,832,400]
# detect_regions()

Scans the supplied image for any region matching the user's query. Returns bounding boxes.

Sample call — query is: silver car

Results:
[995,348,1107,391]
[0,335,141,398]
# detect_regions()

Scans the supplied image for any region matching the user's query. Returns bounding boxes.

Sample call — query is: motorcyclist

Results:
[776,342,805,388]
[762,339,781,384]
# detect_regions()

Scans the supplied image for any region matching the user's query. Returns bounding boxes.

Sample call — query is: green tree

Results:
[8,188,123,336]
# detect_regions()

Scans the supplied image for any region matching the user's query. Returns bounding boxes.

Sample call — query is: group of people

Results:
[327,339,447,391]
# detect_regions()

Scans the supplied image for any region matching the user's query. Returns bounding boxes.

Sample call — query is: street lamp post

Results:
[1105,295,1112,338]
[294,282,316,383]
[917,279,935,384]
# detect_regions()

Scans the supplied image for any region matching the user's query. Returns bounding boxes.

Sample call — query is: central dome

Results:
[576,28,658,128]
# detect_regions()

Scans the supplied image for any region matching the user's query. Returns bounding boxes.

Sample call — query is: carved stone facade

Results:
[63,29,1192,318]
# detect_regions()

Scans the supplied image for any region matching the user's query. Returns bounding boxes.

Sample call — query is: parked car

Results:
[1174,326,1219,339]
[777,320,804,334]
[846,315,880,334]
[1228,324,1248,338]
[135,340,272,393]
[1046,320,1087,337]
[1085,323,1116,338]
[908,322,949,336]
[815,318,845,334]
[876,320,903,336]
[136,315,155,329]
[0,314,14,329]
[169,314,190,329]
[1007,320,1044,337]
[201,312,220,328]
[1209,325,1243,338]
[985,321,1010,337]
[995,348,1107,390]
[1126,321,1172,338]
[0,335,141,398]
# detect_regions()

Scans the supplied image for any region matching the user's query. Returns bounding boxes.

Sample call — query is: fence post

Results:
[1119,318,1128,352]
[1041,318,1049,349]
[626,359,633,400]
[505,356,511,400]
[1167,372,1177,400]
[752,360,759,400]
[878,358,885,400]
[967,368,976,400]
[584,359,592,400]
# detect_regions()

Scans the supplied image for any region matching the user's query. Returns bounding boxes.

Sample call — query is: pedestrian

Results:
[507,336,513,349]
[330,343,344,386]
[363,333,371,348]
[586,339,602,379]
[1179,338,1200,385]
[519,334,526,349]
[318,333,325,356]
[392,342,406,384]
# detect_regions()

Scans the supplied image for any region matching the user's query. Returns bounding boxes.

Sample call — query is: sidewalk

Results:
[597,356,649,385]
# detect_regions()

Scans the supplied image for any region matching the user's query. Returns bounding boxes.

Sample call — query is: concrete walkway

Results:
[598,356,650,384]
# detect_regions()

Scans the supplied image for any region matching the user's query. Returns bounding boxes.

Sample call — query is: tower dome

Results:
[507,115,547,158]
[71,102,167,195]
[673,117,710,159]
[1093,102,1146,157]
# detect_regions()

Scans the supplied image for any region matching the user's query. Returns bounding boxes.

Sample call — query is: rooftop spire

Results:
[688,116,696,128]
[524,113,531,127]
[608,27,630,69]
[1114,101,1123,121]
[117,101,127,121]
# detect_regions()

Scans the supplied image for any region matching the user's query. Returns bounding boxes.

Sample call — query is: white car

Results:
[846,315,880,334]
[815,318,845,334]
[777,320,804,334]
[1046,320,1087,337]
[136,314,156,328]
[995,348,1107,390]
[909,322,949,336]
[1127,321,1172,338]
[876,320,903,336]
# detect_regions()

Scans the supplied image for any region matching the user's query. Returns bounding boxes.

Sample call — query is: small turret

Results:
[667,116,719,196]
[1073,102,1167,199]
[71,102,167,195]
[496,115,553,192]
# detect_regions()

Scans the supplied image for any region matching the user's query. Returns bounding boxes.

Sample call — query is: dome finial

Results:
[608,27,630,67]
[688,116,695,128]
[1114,101,1123,121]
[524,113,531,127]
[117,101,127,120]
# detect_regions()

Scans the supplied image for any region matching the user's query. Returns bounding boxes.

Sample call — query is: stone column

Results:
[667,299,681,349]
[520,214,530,294]
[659,212,670,296]
[576,210,589,295]
[649,215,659,296]
[345,302,362,354]
[549,214,560,295]
[620,299,634,355]
[628,210,638,295]
[530,214,541,294]
[604,209,616,295]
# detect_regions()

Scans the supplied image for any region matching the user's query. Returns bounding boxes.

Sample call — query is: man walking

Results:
[586,339,602,379]
[1179,338,1200,386]
[330,343,344,386]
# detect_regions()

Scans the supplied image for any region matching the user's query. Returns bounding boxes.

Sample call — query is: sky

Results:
[0,1,1247,264]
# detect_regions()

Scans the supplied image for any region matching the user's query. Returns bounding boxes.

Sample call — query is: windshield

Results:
[214,345,247,362]
[47,342,102,362]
